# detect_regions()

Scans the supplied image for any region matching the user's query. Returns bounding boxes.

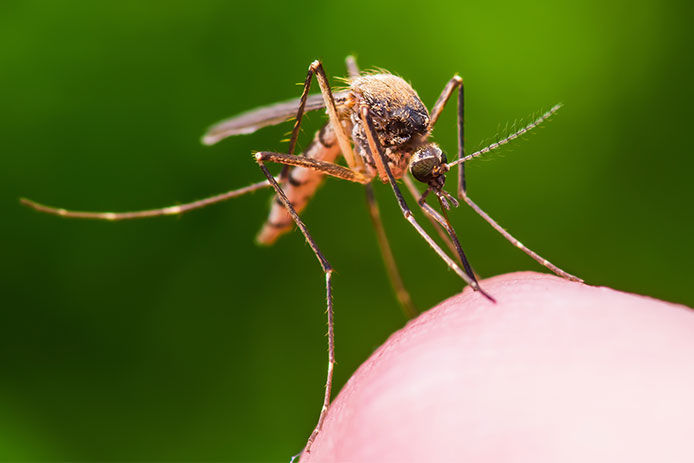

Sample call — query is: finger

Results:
[302,271,694,462]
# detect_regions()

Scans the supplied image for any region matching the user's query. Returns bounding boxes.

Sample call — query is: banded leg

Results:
[20,179,275,220]
[359,105,495,302]
[364,183,417,319]
[255,160,335,457]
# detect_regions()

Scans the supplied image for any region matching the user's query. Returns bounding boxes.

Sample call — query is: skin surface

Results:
[301,272,694,463]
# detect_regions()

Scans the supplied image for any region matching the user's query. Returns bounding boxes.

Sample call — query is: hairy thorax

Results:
[341,74,431,180]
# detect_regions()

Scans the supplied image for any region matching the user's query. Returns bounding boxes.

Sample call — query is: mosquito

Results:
[21,55,582,457]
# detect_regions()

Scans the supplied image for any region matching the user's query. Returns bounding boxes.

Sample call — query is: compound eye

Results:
[410,157,437,183]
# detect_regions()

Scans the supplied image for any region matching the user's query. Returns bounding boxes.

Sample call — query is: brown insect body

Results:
[259,73,444,244]
[256,124,340,245]
[346,73,432,180]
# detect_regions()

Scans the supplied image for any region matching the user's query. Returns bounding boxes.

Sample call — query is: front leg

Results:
[428,74,466,198]
[452,105,582,282]
[359,105,495,302]
[308,60,366,174]
[432,79,581,282]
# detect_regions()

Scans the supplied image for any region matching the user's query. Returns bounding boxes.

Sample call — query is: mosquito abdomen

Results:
[256,124,341,245]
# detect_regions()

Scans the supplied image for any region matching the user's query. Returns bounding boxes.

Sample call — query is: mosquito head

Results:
[409,143,449,190]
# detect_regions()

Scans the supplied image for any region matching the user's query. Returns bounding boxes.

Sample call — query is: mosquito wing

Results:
[202,92,349,146]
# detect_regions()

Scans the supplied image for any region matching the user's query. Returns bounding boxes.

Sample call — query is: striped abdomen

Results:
[256,124,340,245]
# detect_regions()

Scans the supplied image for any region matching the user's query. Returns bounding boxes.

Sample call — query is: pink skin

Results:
[301,272,694,462]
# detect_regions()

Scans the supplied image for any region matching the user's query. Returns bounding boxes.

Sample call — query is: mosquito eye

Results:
[410,157,437,183]
[410,144,446,184]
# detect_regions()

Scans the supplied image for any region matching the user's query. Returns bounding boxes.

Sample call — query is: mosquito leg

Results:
[278,61,323,182]
[431,82,579,281]
[459,191,582,282]
[255,152,369,184]
[402,175,478,282]
[455,77,467,199]
[402,174,460,265]
[308,60,366,174]
[418,192,478,283]
[279,59,364,179]
[255,160,335,457]
[426,74,467,198]
[359,105,495,302]
[258,151,418,317]
[345,55,360,79]
[20,178,275,220]
[449,101,582,282]
[364,183,417,319]
[428,74,462,130]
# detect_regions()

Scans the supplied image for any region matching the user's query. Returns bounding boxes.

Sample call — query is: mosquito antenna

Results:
[447,104,562,169]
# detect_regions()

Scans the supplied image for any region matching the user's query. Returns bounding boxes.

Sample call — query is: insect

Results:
[22,56,581,457]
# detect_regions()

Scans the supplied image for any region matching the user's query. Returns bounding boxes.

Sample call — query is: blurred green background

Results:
[2,0,692,460]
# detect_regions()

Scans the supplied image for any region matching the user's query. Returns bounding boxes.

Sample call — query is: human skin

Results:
[301,272,694,462]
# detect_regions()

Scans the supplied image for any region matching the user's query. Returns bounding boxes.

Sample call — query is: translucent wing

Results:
[202,92,349,146]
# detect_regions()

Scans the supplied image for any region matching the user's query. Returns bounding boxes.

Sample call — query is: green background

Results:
[2,0,692,461]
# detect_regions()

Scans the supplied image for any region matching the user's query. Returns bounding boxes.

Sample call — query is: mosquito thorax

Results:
[409,143,448,188]
[349,74,430,148]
